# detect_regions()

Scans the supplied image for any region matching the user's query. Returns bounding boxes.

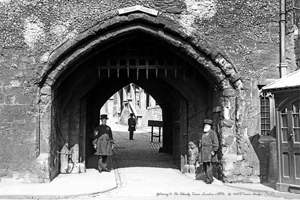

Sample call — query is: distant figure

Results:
[93,114,114,173]
[198,119,219,184]
[128,113,136,140]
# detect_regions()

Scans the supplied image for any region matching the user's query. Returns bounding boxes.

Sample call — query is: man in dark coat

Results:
[198,119,219,184]
[128,113,136,140]
[93,114,114,173]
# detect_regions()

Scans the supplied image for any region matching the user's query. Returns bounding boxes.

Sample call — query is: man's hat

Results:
[130,113,134,116]
[100,114,108,120]
[204,119,213,125]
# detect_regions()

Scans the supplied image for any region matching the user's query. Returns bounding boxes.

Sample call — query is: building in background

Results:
[101,83,162,127]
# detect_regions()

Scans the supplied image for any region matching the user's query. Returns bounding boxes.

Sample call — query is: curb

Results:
[0,183,118,200]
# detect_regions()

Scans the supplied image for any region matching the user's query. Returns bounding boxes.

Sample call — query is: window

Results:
[260,92,271,135]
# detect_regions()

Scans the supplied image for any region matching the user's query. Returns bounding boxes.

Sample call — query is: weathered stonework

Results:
[0,0,297,184]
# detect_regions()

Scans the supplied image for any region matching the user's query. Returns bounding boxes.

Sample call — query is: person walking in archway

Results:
[128,113,136,140]
[93,114,114,173]
[198,119,219,184]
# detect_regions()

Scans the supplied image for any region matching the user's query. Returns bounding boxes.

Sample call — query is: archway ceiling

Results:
[53,32,219,91]
[55,34,212,111]
[57,33,212,111]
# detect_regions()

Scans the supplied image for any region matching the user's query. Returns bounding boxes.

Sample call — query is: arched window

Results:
[260,92,273,136]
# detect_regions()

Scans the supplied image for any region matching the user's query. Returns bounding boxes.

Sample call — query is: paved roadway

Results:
[73,121,298,200]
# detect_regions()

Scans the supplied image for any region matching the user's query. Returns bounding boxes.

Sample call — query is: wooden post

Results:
[151,126,154,142]
[158,126,161,143]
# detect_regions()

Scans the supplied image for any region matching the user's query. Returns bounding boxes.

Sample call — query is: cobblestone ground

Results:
[73,123,294,200]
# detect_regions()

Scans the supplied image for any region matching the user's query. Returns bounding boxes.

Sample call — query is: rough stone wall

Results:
[293,0,300,69]
[0,0,296,183]
[0,49,49,182]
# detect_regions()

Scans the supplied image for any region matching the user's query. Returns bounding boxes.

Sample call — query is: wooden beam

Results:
[97,65,192,69]
[146,67,148,79]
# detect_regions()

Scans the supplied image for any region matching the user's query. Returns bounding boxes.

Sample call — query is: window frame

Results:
[259,91,275,137]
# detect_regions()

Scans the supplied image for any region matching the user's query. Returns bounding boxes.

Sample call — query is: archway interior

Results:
[52,33,216,177]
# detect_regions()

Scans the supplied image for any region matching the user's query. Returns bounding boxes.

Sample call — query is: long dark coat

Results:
[93,125,113,156]
[128,117,136,131]
[199,130,219,163]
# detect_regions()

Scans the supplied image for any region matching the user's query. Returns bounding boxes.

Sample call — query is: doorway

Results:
[276,96,300,193]
[52,34,214,177]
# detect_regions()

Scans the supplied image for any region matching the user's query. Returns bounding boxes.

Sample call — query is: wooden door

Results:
[278,98,300,192]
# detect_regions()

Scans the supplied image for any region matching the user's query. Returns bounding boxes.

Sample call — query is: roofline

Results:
[262,86,300,92]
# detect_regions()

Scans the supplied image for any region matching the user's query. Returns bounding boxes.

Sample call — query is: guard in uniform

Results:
[198,119,219,184]
[127,113,136,140]
[93,114,114,173]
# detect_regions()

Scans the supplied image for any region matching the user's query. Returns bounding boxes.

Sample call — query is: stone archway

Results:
[36,12,248,182]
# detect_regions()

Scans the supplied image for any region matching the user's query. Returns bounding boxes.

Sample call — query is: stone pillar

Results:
[150,96,156,107]
[130,84,135,108]
[139,89,146,109]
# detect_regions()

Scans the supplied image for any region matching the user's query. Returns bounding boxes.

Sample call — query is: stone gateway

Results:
[0,0,299,193]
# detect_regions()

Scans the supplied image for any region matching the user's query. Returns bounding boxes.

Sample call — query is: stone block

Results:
[246,176,261,183]
[241,160,250,167]
[223,89,236,97]
[224,175,239,183]
[233,166,241,175]
[222,119,234,128]
[0,105,28,122]
[40,85,51,95]
[0,92,5,104]
[240,166,253,176]
[224,135,234,146]
[0,168,8,177]
[223,153,237,172]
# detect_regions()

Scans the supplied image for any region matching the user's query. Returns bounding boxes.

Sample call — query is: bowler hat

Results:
[100,114,108,120]
[204,119,213,125]
[130,113,134,116]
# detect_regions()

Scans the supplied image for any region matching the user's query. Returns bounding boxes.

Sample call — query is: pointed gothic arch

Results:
[35,12,246,181]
